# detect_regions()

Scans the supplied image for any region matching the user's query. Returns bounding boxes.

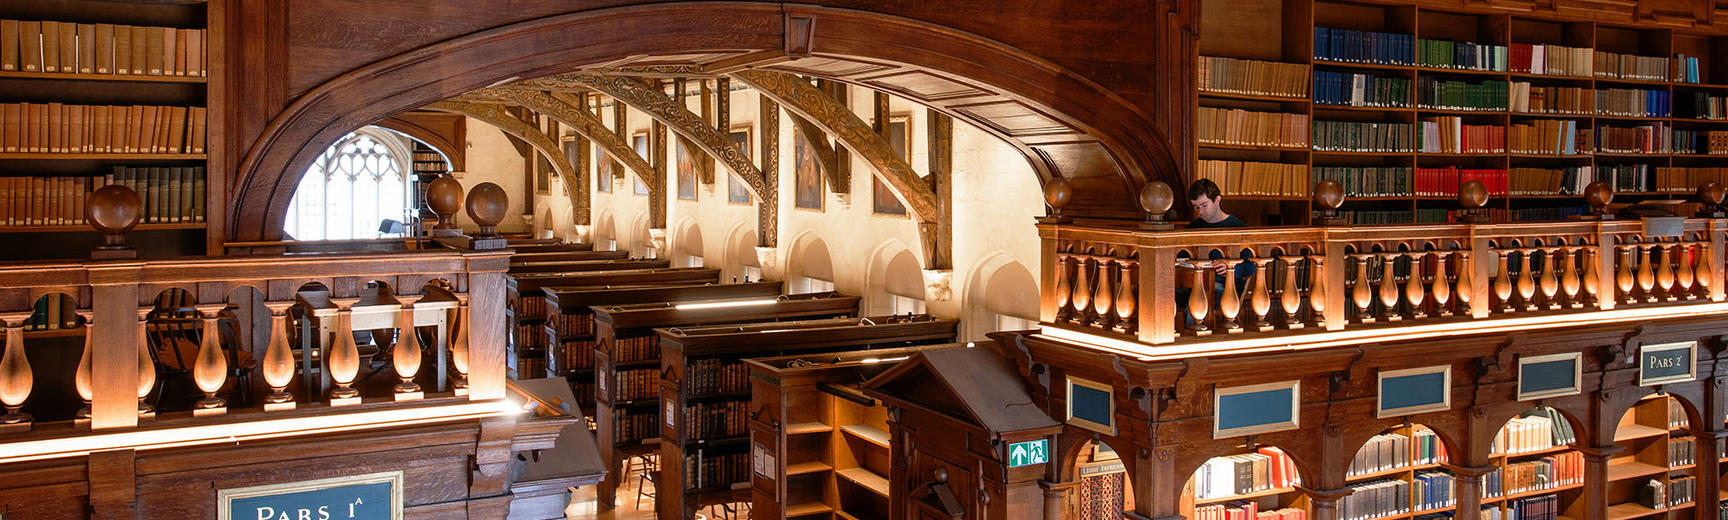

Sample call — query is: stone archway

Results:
[228,2,1181,242]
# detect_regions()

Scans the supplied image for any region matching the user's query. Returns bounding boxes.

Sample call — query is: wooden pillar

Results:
[1039,232,1060,323]
[1038,480,1075,520]
[1710,219,1726,302]
[1445,464,1498,520]
[87,449,136,520]
[1575,445,1621,520]
[91,278,141,429]
[1596,227,1618,310]
[1469,235,1493,319]
[468,270,508,400]
[1324,238,1347,331]
[1302,488,1352,520]
[758,97,780,249]
[1141,246,1179,344]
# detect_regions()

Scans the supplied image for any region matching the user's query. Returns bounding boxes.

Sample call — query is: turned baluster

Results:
[329,297,363,405]
[394,294,425,400]
[1582,246,1602,307]
[262,301,297,411]
[1053,253,1074,321]
[192,304,229,416]
[1636,244,1658,303]
[1092,257,1116,329]
[1219,259,1243,332]
[452,293,471,397]
[1282,257,1304,328]
[1695,243,1713,297]
[74,311,93,421]
[1430,252,1452,317]
[1455,251,1474,316]
[1072,255,1094,325]
[1615,245,1636,305]
[0,314,33,430]
[1539,247,1561,310]
[1516,249,1539,311]
[1675,244,1696,300]
[1404,252,1426,319]
[135,307,155,417]
[1352,254,1374,323]
[1379,253,1402,321]
[1114,260,1137,334]
[1308,255,1327,328]
[1492,249,1514,311]
[1655,243,1677,301]
[1561,246,1583,308]
[1187,262,1212,336]
[1251,257,1275,331]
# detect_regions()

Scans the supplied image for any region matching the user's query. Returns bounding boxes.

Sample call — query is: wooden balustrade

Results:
[0,249,510,433]
[1040,217,1728,346]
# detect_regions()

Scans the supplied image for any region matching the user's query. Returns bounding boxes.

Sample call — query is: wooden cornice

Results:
[462,89,659,200]
[422,100,582,214]
[732,70,939,224]
[542,73,770,202]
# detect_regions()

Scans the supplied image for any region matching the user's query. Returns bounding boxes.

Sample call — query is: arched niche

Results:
[788,234,834,294]
[672,219,704,268]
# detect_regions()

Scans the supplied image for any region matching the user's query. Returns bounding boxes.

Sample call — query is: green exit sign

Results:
[1008,439,1047,468]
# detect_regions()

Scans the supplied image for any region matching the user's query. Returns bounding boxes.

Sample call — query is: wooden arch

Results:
[421,101,584,217]
[374,112,467,171]
[226,2,1177,242]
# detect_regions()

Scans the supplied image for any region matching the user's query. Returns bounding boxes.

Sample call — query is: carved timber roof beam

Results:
[462,88,660,199]
[541,73,770,202]
[731,70,938,224]
[423,100,582,219]
[787,113,845,195]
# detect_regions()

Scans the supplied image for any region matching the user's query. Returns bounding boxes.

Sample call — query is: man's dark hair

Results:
[1187,178,1221,202]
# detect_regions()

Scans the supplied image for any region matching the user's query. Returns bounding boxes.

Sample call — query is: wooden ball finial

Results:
[87,185,141,258]
[465,182,508,238]
[426,174,463,229]
[1039,178,1073,223]
[1313,179,1346,226]
[1456,180,1490,224]
[1139,181,1175,231]
[1697,182,1725,218]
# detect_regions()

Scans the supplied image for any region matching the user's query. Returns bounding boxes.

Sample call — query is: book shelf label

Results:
[1066,376,1115,435]
[1638,341,1696,387]
[752,442,775,480]
[1009,439,1048,468]
[217,471,402,520]
[1377,366,1451,418]
[665,400,676,428]
[1214,381,1300,439]
[1518,352,1582,401]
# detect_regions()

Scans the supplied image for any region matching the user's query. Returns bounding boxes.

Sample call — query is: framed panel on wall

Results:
[1066,375,1115,435]
[1213,380,1300,438]
[872,115,910,216]
[728,127,752,204]
[595,144,614,193]
[676,138,697,201]
[1517,352,1582,401]
[632,132,650,196]
[793,126,824,211]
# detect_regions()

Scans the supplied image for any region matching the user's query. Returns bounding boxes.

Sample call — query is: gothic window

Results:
[284,128,414,240]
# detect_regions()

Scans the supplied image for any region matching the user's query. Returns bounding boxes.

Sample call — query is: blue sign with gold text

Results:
[219,472,402,520]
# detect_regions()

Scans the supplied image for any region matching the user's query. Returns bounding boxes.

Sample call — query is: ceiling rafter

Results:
[463,89,659,200]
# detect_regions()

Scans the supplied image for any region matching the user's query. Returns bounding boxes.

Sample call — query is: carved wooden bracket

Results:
[423,99,578,221]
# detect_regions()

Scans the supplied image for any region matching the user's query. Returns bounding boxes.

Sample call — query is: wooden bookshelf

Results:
[1179,446,1311,520]
[1598,395,1698,520]
[1197,0,1728,226]
[541,280,783,414]
[670,318,957,520]
[1337,425,1453,520]
[589,291,862,511]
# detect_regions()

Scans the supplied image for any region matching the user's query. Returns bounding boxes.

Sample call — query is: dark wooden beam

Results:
[759,97,779,249]
[925,112,953,270]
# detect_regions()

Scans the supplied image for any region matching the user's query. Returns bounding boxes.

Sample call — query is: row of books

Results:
[1668,399,1687,428]
[1413,471,1456,512]
[513,295,547,321]
[1313,121,1412,152]
[556,338,595,373]
[1193,502,1306,520]
[1509,120,1590,156]
[611,366,658,402]
[1418,117,1504,154]
[0,166,206,228]
[1339,210,1439,226]
[1195,160,1310,198]
[1669,435,1696,468]
[1192,448,1302,500]
[569,379,595,411]
[683,400,746,441]
[514,346,547,380]
[610,334,661,363]
[1661,476,1697,508]
[1602,164,1699,193]
[1671,129,1728,155]
[514,322,546,349]
[0,20,205,77]
[1596,88,1671,118]
[1198,56,1311,99]
[687,359,748,397]
[1413,429,1447,465]
[1505,494,1560,520]
[1498,451,1584,495]
[1313,166,1411,198]
[1412,167,1511,197]
[1511,44,1594,77]
[1417,78,1508,111]
[1596,122,1670,154]
[1338,479,1408,520]
[1314,27,1415,66]
[1674,54,1704,84]
[23,293,77,331]
[1678,92,1728,120]
[613,408,660,445]
[682,451,747,491]
[1314,71,1410,108]
[1418,39,1507,72]
[1347,433,1416,477]
[1197,107,1309,148]
[1341,208,1585,225]
[1,103,208,154]
[550,311,596,337]
[1511,83,1593,115]
[1508,167,1594,196]
[1491,409,1576,455]
[1594,51,1669,82]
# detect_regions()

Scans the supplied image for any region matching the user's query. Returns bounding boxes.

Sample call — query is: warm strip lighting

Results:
[860,356,910,365]
[0,400,523,465]
[1037,302,1728,363]
[674,298,780,311]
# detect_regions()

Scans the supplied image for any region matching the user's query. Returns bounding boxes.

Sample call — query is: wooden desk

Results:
[294,287,458,394]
